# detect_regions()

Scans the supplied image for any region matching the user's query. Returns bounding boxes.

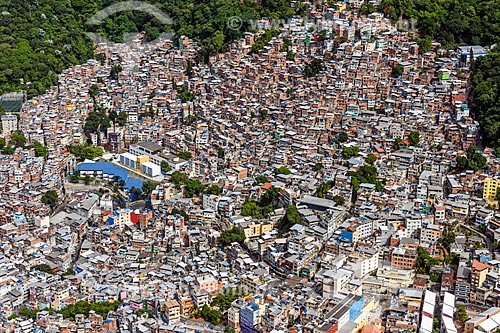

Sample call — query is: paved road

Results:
[459,223,493,253]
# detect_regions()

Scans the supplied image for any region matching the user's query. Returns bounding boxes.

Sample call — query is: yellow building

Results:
[136,155,150,170]
[483,178,500,200]
[241,221,274,239]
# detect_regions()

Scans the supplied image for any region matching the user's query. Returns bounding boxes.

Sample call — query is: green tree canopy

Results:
[342,146,360,159]
[10,130,26,148]
[220,227,246,247]
[277,205,301,233]
[68,144,103,160]
[275,166,292,175]
[408,131,420,146]
[177,151,192,160]
[41,190,58,209]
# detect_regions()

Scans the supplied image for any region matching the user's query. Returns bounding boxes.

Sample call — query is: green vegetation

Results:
[332,195,346,206]
[392,64,403,78]
[84,110,110,133]
[169,171,207,197]
[337,132,348,143]
[255,175,268,184]
[280,38,292,52]
[177,151,192,160]
[212,288,243,311]
[184,113,198,125]
[218,148,225,159]
[365,154,376,165]
[2,145,15,155]
[304,58,324,77]
[277,205,301,233]
[408,131,420,146]
[170,171,189,186]
[205,184,223,195]
[109,110,128,126]
[455,146,487,171]
[33,141,48,158]
[177,89,195,103]
[58,300,121,320]
[314,162,324,171]
[109,65,122,80]
[470,49,500,148]
[379,0,500,50]
[220,227,246,247]
[41,190,59,209]
[62,268,76,276]
[241,187,279,219]
[315,180,334,198]
[184,179,204,198]
[68,144,103,160]
[0,0,297,97]
[439,227,456,250]
[161,160,171,173]
[193,304,221,325]
[32,264,55,275]
[251,29,280,53]
[275,166,292,175]
[347,165,384,191]
[142,180,160,196]
[416,246,439,274]
[456,305,469,323]
[10,130,26,148]
[341,146,359,159]
[168,207,190,221]
[392,137,402,151]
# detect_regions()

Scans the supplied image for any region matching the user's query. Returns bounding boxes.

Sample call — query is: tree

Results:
[332,195,346,206]
[456,155,468,170]
[337,132,348,143]
[2,145,14,155]
[304,58,324,77]
[170,171,188,185]
[275,166,292,175]
[33,141,48,158]
[277,205,301,233]
[177,151,192,160]
[392,137,402,151]
[440,227,456,249]
[260,109,268,119]
[109,65,122,80]
[142,181,159,196]
[160,161,171,173]
[342,146,360,159]
[0,137,5,150]
[177,89,194,103]
[205,185,222,195]
[255,175,268,184]
[456,305,469,323]
[32,264,55,274]
[408,131,420,146]
[42,190,58,209]
[314,162,324,171]
[365,154,377,165]
[392,64,403,78]
[68,145,103,160]
[220,227,246,247]
[218,148,225,158]
[10,130,26,147]
[89,84,99,98]
[185,179,205,198]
